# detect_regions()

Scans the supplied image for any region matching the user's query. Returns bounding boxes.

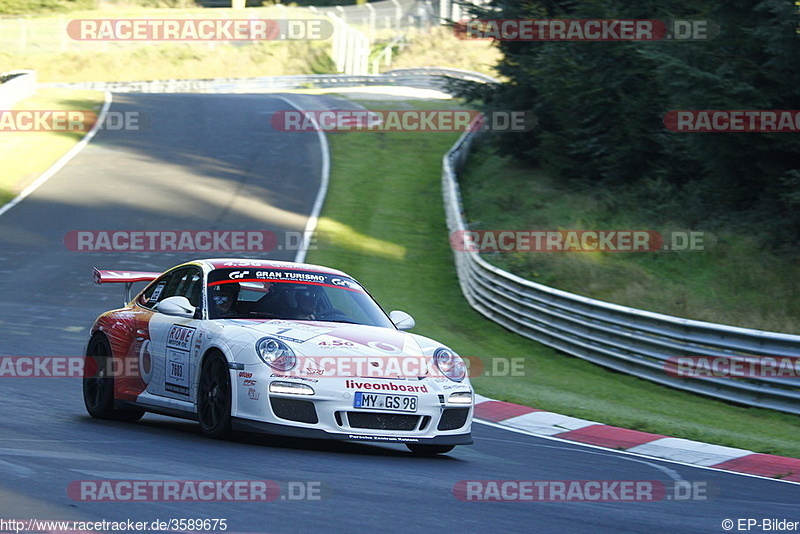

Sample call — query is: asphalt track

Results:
[0,93,797,534]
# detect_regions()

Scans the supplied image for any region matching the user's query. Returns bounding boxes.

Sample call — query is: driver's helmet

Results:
[211,282,240,309]
[289,284,320,313]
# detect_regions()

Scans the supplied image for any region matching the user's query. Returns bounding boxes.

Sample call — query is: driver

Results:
[210,282,240,318]
[293,285,320,320]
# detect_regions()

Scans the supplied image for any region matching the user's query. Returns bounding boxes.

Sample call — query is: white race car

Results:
[84,259,473,455]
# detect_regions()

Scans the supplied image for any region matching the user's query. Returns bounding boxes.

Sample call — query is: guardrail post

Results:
[365,3,376,38]
[327,12,370,75]
[438,0,449,23]
[336,5,347,23]
[390,0,402,29]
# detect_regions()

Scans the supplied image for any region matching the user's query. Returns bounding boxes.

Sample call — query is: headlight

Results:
[256,337,297,372]
[434,347,466,382]
[448,391,472,404]
[269,381,314,395]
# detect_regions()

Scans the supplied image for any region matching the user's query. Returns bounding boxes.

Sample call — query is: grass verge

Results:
[306,97,800,460]
[0,88,104,204]
[459,144,800,334]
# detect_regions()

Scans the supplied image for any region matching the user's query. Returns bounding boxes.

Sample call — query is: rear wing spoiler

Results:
[93,268,160,305]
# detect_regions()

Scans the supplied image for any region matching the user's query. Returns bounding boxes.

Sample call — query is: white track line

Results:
[0,91,113,220]
[273,95,330,264]
[475,419,800,486]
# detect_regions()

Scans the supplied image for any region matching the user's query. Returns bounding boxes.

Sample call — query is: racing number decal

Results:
[165,325,195,396]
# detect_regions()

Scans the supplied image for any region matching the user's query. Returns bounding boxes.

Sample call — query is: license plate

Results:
[353,392,418,413]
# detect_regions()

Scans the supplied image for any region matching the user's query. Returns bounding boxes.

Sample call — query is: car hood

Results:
[220,318,431,357]
[217,319,466,382]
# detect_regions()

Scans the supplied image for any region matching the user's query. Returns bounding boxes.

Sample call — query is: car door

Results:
[113,271,171,402]
[146,266,204,401]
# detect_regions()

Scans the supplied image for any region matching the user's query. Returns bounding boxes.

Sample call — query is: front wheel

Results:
[406,444,455,456]
[197,352,233,439]
[83,334,144,422]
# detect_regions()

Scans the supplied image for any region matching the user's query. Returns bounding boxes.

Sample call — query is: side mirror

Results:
[389,310,416,331]
[157,296,196,318]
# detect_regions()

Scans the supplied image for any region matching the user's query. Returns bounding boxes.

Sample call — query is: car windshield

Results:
[206,268,394,328]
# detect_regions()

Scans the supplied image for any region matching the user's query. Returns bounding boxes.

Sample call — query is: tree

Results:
[459,0,800,244]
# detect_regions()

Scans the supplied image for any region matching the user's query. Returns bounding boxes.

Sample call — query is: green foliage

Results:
[460,143,800,333]
[461,0,800,247]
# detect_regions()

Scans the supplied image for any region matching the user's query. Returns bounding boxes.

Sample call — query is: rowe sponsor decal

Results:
[165,325,195,396]
[167,325,195,352]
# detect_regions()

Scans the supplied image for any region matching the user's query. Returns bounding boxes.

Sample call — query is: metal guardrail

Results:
[40,68,488,93]
[0,69,36,110]
[443,128,800,415]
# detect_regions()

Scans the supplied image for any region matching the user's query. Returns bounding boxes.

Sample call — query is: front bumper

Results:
[233,374,474,446]
[232,417,473,445]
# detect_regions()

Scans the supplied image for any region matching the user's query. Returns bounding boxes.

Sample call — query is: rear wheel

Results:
[197,352,233,439]
[406,444,455,456]
[83,334,144,422]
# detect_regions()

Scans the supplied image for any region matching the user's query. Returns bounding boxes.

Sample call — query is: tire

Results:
[406,444,455,456]
[83,334,145,422]
[197,352,233,439]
